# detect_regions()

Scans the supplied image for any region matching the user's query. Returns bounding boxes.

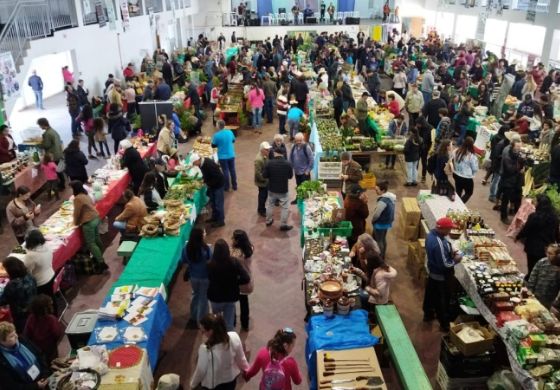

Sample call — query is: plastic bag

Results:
[487,370,521,390]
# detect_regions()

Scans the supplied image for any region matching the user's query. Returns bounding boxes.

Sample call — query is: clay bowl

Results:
[320,279,343,300]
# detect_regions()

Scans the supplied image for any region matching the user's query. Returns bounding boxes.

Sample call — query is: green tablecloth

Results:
[111,186,207,293]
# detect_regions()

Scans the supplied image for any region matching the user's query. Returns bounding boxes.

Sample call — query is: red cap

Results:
[436,217,456,229]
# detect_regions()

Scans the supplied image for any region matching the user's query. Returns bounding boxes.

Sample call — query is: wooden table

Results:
[352,149,406,175]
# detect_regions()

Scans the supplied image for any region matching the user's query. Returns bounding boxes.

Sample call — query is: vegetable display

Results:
[296,180,326,200]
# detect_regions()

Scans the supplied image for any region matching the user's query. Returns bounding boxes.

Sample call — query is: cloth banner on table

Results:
[306,310,378,390]
[337,0,355,12]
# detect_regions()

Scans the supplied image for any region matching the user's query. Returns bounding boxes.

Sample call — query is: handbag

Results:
[56,159,66,173]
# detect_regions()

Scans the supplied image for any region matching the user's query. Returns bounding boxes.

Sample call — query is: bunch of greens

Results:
[546,185,560,215]
[296,180,325,200]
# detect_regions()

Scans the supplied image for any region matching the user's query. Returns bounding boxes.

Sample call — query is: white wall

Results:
[218,24,360,42]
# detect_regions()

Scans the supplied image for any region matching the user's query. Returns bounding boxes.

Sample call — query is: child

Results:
[23,294,65,362]
[93,118,111,158]
[41,153,59,200]
[403,128,423,186]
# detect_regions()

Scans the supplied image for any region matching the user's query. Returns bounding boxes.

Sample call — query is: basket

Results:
[315,221,353,237]
[360,172,377,189]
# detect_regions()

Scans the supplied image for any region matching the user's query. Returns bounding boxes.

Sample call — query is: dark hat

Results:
[348,184,365,196]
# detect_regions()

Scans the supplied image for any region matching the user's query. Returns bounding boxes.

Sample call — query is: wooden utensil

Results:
[325,364,373,371]
[320,376,377,385]
[324,356,371,363]
[323,369,374,377]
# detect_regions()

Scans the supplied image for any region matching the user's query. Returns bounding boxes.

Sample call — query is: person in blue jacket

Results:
[422,217,463,332]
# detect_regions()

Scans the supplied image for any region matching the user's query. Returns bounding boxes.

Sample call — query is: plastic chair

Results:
[298,13,304,24]
[278,13,287,24]
[261,15,270,26]
[53,268,69,324]
[269,13,278,25]
[353,11,360,18]
[272,13,280,25]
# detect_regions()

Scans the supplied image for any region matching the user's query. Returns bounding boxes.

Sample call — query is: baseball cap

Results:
[260,141,272,150]
[436,217,456,229]
[190,152,201,163]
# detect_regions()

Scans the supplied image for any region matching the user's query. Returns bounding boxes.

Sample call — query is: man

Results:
[218,33,226,50]
[153,158,170,199]
[262,74,277,124]
[28,70,44,110]
[65,85,81,137]
[185,81,202,120]
[289,132,314,204]
[404,83,424,128]
[264,151,294,231]
[421,66,435,104]
[161,59,173,87]
[422,217,463,332]
[355,92,370,137]
[154,77,171,101]
[549,141,560,189]
[143,80,154,101]
[289,72,309,111]
[231,31,237,44]
[320,0,326,22]
[192,153,225,228]
[500,138,524,224]
[255,141,271,217]
[104,73,115,90]
[517,94,536,118]
[340,152,363,197]
[366,69,380,102]
[276,84,289,135]
[370,181,396,259]
[434,108,452,152]
[76,79,89,107]
[287,102,305,140]
[211,120,237,192]
[422,90,446,128]
[37,118,64,189]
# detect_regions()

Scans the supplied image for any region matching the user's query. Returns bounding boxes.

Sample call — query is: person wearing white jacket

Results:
[191,314,249,390]
[23,229,55,298]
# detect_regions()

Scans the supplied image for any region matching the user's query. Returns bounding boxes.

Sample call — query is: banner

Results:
[372,25,382,41]
[0,52,20,100]
[526,0,537,21]
[120,0,130,30]
[95,0,107,27]
[105,0,117,30]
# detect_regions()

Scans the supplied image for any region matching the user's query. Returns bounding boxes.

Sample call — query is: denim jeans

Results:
[489,173,501,201]
[113,221,127,232]
[374,227,388,259]
[210,301,236,331]
[264,97,274,123]
[82,217,104,265]
[288,119,300,138]
[257,186,268,214]
[34,90,43,109]
[70,114,81,136]
[278,115,286,134]
[295,173,310,187]
[266,191,289,225]
[406,161,418,183]
[219,158,237,191]
[422,91,431,104]
[190,278,209,323]
[207,186,225,223]
[457,125,467,146]
[252,107,263,128]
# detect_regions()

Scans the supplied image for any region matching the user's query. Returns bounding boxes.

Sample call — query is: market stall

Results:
[217,83,244,130]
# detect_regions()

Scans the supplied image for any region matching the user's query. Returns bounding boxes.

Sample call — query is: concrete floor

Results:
[0,94,528,388]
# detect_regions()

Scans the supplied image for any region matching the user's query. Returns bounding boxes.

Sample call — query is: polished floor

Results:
[1,94,528,388]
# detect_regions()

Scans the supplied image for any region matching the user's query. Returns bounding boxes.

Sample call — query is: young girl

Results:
[403,128,423,186]
[210,79,221,127]
[93,118,111,158]
[350,252,397,311]
[244,328,302,390]
[23,294,64,362]
[230,230,254,332]
[41,153,59,200]
[529,244,560,309]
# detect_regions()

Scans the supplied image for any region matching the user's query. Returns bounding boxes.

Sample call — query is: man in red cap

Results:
[422,217,463,332]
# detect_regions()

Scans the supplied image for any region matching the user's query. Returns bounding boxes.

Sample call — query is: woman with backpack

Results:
[244,328,302,390]
[190,313,249,390]
[230,230,254,332]
[432,139,455,201]
[181,227,212,329]
[403,128,423,186]
[452,136,479,203]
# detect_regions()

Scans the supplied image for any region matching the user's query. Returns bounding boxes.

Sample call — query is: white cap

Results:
[120,139,133,149]
[190,152,201,163]
[260,141,272,150]
[157,374,180,390]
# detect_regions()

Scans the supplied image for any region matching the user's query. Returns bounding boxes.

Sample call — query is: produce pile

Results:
[378,137,406,152]
[164,175,203,201]
[192,136,214,158]
[316,119,342,151]
[296,180,326,200]
[140,199,193,237]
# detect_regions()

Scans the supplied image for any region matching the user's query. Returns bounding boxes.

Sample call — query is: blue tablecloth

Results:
[87,294,171,370]
[306,310,379,390]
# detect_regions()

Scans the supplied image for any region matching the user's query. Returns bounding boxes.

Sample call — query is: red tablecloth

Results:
[51,143,156,271]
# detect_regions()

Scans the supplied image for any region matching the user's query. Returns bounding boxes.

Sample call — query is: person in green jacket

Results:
[254,141,271,217]
[356,92,374,138]
[37,118,64,188]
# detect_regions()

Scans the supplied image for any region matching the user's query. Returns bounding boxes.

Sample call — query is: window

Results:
[145,0,163,13]
[126,0,143,16]
[506,22,546,55]
[511,0,549,12]
[550,30,560,63]
[83,0,109,26]
[454,14,477,44]
[435,12,455,39]
[484,18,507,46]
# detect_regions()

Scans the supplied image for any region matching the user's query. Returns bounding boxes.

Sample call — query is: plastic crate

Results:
[360,172,377,189]
[315,221,353,237]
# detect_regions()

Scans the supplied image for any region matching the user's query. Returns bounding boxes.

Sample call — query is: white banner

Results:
[0,52,20,100]
[120,0,130,30]
[318,161,342,180]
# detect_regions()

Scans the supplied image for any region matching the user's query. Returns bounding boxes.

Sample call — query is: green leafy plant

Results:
[132,115,142,130]
[546,185,560,215]
[296,180,325,200]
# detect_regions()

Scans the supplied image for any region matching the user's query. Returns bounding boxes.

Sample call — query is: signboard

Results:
[120,0,130,30]
[105,0,117,30]
[526,0,537,21]
[0,52,20,100]
[95,0,107,27]
[318,161,342,180]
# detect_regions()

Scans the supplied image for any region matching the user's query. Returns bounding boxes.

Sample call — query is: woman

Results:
[190,313,249,390]
[247,82,265,131]
[434,139,455,201]
[181,227,211,328]
[120,139,148,194]
[23,230,55,302]
[70,181,107,273]
[156,115,177,157]
[344,184,369,250]
[207,239,250,331]
[452,136,478,203]
[23,295,64,362]
[107,103,131,154]
[62,66,73,84]
[517,194,560,276]
[350,252,397,310]
[403,128,423,186]
[63,140,88,183]
[7,186,40,244]
[349,233,381,271]
[210,80,221,127]
[138,172,163,212]
[0,257,37,332]
[245,328,302,389]
[527,244,560,309]
[77,103,99,159]
[230,230,254,332]
[477,82,491,108]
[113,189,147,234]
[522,74,537,98]
[0,321,50,388]
[392,68,407,98]
[269,134,288,160]
[0,124,17,163]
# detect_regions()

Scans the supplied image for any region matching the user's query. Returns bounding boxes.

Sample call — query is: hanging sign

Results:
[120,0,130,30]
[105,0,117,30]
[95,0,107,27]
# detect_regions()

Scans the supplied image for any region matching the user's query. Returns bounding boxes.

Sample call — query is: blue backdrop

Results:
[337,0,355,12]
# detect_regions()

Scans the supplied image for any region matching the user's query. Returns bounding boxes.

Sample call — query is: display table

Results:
[99,347,153,390]
[417,190,468,230]
[12,163,46,195]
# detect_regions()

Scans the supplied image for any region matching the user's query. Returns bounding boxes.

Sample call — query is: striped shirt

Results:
[277,93,289,116]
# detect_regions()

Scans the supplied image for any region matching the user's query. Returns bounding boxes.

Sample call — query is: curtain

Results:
[337,0,355,12]
[257,0,273,17]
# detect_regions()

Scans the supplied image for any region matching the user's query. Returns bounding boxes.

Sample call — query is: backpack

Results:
[427,153,438,175]
[260,354,287,390]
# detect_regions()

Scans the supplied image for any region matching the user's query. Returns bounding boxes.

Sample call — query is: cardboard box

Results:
[407,242,419,270]
[419,219,429,238]
[450,322,496,357]
[402,223,419,241]
[401,197,421,226]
